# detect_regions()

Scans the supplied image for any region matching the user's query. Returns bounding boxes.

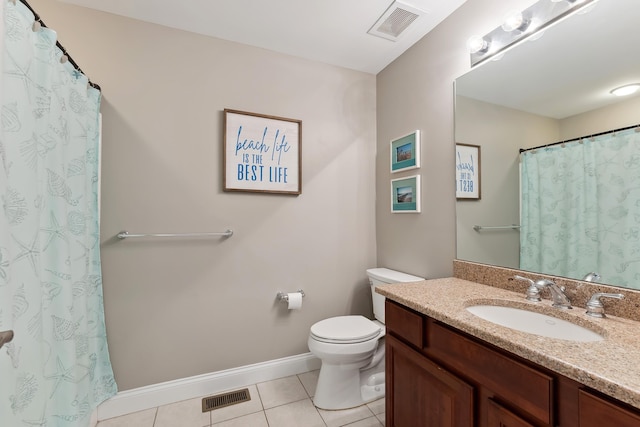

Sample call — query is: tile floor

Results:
[97,370,385,427]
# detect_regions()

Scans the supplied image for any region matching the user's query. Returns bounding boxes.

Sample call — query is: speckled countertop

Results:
[377,277,640,410]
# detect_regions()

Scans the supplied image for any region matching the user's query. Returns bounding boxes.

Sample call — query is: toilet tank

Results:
[366,268,424,324]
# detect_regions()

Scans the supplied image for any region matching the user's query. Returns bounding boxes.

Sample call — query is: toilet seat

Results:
[310,315,381,344]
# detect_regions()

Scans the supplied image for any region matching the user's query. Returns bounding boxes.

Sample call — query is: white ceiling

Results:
[58,0,468,74]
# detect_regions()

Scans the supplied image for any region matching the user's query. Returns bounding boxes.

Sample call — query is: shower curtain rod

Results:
[519,123,640,154]
[17,0,101,91]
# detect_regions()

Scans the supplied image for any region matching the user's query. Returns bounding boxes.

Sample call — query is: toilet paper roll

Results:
[287,292,303,310]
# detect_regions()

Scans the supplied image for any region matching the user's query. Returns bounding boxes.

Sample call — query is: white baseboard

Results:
[97,352,321,421]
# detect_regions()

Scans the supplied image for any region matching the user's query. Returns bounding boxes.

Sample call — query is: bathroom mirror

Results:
[454,0,640,289]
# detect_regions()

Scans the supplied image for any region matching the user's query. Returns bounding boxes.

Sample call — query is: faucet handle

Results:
[586,293,624,318]
[514,275,541,302]
[583,272,601,282]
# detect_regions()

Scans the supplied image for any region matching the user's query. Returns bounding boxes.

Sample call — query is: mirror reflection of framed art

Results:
[455,143,480,200]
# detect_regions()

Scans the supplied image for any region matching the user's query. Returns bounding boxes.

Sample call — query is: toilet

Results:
[308,268,425,410]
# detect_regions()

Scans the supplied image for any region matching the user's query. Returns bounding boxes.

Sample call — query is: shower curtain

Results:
[520,127,640,289]
[1,2,117,425]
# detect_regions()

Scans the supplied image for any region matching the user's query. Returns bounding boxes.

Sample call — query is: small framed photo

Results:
[456,143,481,200]
[391,175,421,213]
[390,130,420,173]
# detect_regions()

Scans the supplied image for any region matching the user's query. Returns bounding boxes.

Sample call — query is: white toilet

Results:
[308,267,424,410]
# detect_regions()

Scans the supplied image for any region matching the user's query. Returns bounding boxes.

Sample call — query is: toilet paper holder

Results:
[277,290,305,303]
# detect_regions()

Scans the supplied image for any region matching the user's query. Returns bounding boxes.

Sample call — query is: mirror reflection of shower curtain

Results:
[520,127,640,289]
[1,2,117,425]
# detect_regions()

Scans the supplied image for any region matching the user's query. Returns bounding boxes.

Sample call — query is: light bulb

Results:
[501,10,529,32]
[466,35,489,54]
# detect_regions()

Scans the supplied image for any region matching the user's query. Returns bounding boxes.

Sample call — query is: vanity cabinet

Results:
[385,300,640,427]
[386,334,473,427]
[578,390,640,427]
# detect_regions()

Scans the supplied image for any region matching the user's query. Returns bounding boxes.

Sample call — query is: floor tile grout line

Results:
[209,385,265,426]
[295,372,312,398]
[253,383,266,412]
[315,405,329,427]
[296,372,329,426]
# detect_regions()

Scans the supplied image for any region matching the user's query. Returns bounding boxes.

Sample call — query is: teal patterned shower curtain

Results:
[1,1,117,425]
[520,127,640,289]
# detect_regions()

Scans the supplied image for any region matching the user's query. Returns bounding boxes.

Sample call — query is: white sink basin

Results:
[466,305,604,342]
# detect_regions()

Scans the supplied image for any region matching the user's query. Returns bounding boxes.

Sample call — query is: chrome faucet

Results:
[536,279,572,309]
[513,276,572,309]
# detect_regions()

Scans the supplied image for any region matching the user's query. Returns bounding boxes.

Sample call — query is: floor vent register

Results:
[202,388,251,412]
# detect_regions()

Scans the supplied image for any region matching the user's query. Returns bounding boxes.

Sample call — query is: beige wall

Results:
[32,0,377,391]
[375,0,534,279]
[560,96,640,140]
[455,97,559,268]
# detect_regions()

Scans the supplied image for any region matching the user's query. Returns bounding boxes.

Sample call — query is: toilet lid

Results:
[310,315,381,344]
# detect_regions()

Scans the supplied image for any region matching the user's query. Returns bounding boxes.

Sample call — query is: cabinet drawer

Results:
[579,389,640,427]
[428,320,553,425]
[385,300,424,348]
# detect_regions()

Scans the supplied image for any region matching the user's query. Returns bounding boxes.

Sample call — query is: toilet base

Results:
[312,358,385,410]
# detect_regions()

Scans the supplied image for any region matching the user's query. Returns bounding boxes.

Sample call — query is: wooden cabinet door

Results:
[487,399,536,427]
[386,334,474,427]
[579,390,640,427]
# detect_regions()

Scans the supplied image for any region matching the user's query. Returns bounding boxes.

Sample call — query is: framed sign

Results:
[391,175,421,213]
[223,109,302,195]
[456,143,481,200]
[390,130,420,173]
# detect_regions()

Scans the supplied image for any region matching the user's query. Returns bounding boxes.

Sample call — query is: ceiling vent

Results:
[367,1,427,41]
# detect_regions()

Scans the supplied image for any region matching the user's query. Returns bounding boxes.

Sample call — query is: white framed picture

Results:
[390,130,420,173]
[391,175,421,213]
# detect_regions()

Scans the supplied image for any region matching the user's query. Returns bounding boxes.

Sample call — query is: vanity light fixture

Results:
[468,0,598,67]
[610,84,640,97]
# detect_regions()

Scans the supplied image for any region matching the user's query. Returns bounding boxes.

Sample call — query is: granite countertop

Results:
[376,277,640,410]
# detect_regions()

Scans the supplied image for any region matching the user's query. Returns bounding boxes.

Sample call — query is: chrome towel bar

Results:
[117,230,233,239]
[473,224,520,231]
